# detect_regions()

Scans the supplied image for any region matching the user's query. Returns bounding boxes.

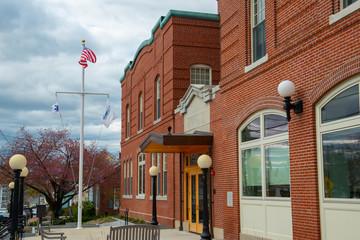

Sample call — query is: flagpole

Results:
[76,39,86,229]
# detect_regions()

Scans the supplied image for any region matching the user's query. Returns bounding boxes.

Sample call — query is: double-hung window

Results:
[252,0,266,62]
[150,153,167,198]
[138,153,145,195]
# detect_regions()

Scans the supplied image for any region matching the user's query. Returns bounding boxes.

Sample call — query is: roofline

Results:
[119,9,220,83]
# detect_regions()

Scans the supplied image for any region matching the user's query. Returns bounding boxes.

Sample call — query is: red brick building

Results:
[120,2,360,239]
[119,9,220,231]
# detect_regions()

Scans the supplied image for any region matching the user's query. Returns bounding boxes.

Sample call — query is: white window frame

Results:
[157,153,161,196]
[239,110,290,200]
[316,75,360,240]
[190,64,212,85]
[123,160,127,197]
[137,153,146,196]
[154,77,161,123]
[330,0,360,24]
[238,109,292,239]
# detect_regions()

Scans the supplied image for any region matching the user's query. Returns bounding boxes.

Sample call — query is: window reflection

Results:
[265,142,290,197]
[321,85,359,124]
[242,117,260,142]
[264,114,288,137]
[323,127,360,199]
[242,148,262,196]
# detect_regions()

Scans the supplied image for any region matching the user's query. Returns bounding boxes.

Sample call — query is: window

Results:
[330,0,360,24]
[126,105,130,139]
[316,76,360,240]
[163,153,167,196]
[139,93,143,131]
[318,81,360,199]
[130,159,133,195]
[156,78,161,120]
[123,160,127,195]
[138,153,146,195]
[150,153,167,196]
[342,0,358,9]
[1,186,9,208]
[127,160,130,195]
[252,0,266,62]
[240,112,290,198]
[190,65,211,85]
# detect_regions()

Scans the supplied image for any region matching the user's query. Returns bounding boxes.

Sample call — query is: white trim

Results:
[136,195,145,200]
[125,137,129,141]
[153,117,161,125]
[122,195,132,199]
[245,54,268,73]
[329,1,360,25]
[150,195,168,201]
[137,129,143,134]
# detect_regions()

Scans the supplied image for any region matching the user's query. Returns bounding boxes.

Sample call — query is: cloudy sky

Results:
[0,0,218,156]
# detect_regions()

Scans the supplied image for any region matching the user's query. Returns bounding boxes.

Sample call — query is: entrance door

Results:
[188,169,203,233]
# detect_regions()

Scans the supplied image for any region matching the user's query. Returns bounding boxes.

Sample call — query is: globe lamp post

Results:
[149,166,159,225]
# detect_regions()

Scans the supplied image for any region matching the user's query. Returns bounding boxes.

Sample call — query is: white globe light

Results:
[149,166,159,176]
[197,154,212,169]
[9,154,27,170]
[278,80,296,97]
[9,182,14,189]
[20,167,29,177]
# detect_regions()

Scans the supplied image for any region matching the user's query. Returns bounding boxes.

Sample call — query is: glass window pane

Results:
[321,85,359,123]
[253,20,266,62]
[343,0,358,8]
[241,117,260,142]
[265,142,290,197]
[264,114,288,137]
[323,127,360,199]
[242,148,262,196]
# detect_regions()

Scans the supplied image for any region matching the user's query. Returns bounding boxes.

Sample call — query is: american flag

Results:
[79,47,96,68]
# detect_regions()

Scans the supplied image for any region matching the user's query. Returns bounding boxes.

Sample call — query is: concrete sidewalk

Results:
[24,226,201,240]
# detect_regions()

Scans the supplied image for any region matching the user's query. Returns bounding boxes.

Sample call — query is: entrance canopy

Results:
[139,131,213,153]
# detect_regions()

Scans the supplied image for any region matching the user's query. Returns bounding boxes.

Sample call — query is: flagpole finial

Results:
[82,39,85,43]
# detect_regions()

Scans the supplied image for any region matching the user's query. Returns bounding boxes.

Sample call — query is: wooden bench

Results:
[39,224,66,240]
[38,216,51,232]
[107,225,160,240]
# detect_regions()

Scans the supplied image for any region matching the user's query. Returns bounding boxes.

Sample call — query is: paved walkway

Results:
[24,218,201,240]
[25,226,201,240]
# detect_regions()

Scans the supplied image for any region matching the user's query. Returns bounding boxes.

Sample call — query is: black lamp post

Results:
[8,182,14,219]
[18,167,29,233]
[197,154,212,240]
[9,154,27,240]
[149,166,159,225]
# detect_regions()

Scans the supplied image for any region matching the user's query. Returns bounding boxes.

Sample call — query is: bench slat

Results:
[108,224,160,240]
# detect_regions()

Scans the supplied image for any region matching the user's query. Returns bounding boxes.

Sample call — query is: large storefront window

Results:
[317,76,360,240]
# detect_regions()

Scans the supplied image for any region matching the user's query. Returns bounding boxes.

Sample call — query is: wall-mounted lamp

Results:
[277,80,303,122]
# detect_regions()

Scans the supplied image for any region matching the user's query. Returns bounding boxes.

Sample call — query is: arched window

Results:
[138,153,146,195]
[316,76,360,239]
[239,110,292,238]
[126,105,130,139]
[190,64,211,85]
[155,77,161,121]
[139,93,143,131]
[240,111,289,198]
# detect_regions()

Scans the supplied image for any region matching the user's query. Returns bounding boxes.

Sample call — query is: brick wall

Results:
[216,0,360,239]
